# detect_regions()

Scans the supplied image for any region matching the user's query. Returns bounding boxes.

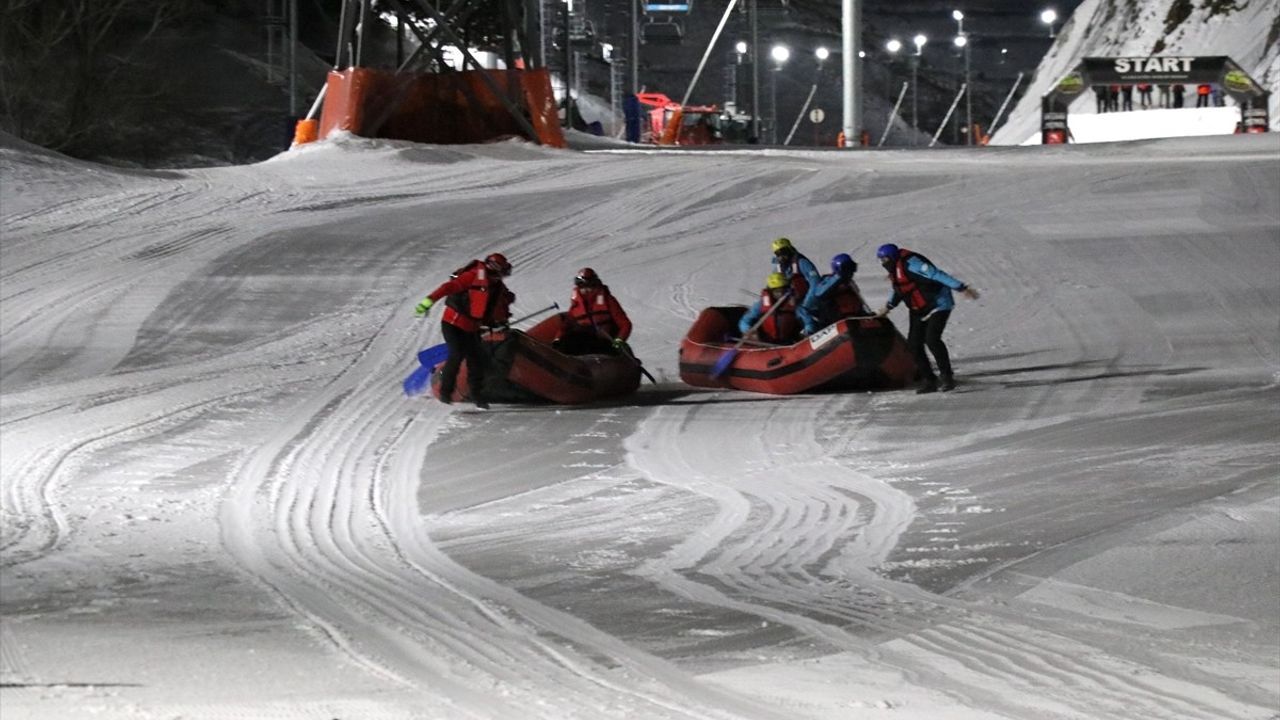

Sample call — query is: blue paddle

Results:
[710,290,792,379]
[401,365,435,397]
[402,302,560,397]
[401,344,450,396]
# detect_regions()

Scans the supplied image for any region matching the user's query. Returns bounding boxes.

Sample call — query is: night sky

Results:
[588,0,1088,143]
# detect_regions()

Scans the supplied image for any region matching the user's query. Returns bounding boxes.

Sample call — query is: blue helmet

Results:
[831,253,856,278]
[876,243,900,260]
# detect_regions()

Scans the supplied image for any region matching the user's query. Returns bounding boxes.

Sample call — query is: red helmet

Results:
[484,252,512,276]
[574,267,600,287]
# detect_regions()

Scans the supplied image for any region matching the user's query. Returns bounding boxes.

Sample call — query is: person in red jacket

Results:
[1196,83,1211,108]
[414,253,515,408]
[555,267,632,355]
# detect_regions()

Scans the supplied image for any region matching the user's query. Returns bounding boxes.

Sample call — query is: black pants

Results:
[439,322,486,401]
[907,309,953,381]
[555,328,615,356]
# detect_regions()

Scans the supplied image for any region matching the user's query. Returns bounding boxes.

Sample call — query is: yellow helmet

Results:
[771,237,793,254]
[766,272,788,290]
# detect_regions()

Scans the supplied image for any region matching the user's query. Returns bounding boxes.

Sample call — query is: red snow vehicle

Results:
[635,92,726,146]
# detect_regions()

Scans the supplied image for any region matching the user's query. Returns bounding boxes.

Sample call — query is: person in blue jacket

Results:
[800,253,870,335]
[874,243,980,393]
[771,237,822,296]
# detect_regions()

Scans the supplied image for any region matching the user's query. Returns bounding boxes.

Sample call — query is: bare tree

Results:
[0,0,191,158]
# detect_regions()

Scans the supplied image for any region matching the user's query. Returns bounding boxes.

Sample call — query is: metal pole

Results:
[988,71,1023,134]
[784,81,819,145]
[630,0,639,94]
[841,0,857,147]
[288,0,297,116]
[964,42,972,144]
[334,0,353,68]
[355,0,370,66]
[750,0,760,140]
[563,0,572,128]
[911,55,918,146]
[930,82,965,147]
[770,66,778,143]
[876,81,908,147]
[681,0,739,106]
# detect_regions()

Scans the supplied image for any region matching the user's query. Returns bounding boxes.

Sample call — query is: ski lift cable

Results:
[680,0,741,107]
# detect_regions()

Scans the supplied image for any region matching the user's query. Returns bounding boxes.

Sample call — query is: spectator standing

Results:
[1120,84,1134,111]
[1172,84,1186,108]
[1158,84,1171,108]
[1137,83,1153,109]
[1196,83,1211,108]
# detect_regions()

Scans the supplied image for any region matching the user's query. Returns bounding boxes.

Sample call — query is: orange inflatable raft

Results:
[678,306,916,394]
[430,313,642,405]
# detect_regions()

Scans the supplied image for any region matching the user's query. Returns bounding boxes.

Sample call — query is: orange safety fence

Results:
[318,67,565,148]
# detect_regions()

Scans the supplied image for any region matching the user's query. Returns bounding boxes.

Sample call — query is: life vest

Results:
[887,250,946,314]
[828,280,868,317]
[442,265,512,332]
[567,285,629,339]
[758,288,800,344]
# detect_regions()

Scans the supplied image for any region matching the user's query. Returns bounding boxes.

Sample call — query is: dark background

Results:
[581,0,1085,145]
[0,0,1082,166]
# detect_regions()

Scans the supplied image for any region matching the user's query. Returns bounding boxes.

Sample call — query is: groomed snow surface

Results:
[2,131,1278,719]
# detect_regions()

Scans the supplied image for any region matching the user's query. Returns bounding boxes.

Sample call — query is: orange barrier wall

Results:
[318,67,566,148]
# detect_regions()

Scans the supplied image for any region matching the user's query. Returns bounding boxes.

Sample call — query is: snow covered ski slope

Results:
[2,131,1278,719]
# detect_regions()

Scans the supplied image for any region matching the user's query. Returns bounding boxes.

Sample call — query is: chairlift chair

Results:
[642,17,683,46]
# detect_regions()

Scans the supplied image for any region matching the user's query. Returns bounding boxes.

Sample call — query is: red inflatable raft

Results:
[678,306,917,394]
[430,313,642,404]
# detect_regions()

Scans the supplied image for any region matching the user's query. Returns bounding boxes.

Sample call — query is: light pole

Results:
[912,34,926,145]
[563,0,573,129]
[750,0,761,141]
[955,33,971,145]
[952,10,972,145]
[770,44,790,144]
[734,41,748,110]
[1041,9,1058,38]
[813,46,829,145]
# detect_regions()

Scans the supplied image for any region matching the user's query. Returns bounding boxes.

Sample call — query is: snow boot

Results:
[939,374,956,392]
[473,396,490,410]
[916,377,939,394]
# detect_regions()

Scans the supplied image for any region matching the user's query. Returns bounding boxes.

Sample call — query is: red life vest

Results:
[567,285,631,340]
[888,250,944,313]
[829,281,869,317]
[438,265,512,332]
[758,288,800,344]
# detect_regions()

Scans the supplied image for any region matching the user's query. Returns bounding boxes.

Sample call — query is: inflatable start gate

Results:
[318,67,566,148]
[1041,56,1270,144]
